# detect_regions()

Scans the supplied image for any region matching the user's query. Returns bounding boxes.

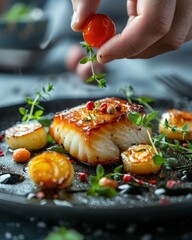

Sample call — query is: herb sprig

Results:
[88,164,123,197]
[128,111,165,165]
[120,86,154,112]
[124,86,192,168]
[19,83,53,123]
[80,42,107,88]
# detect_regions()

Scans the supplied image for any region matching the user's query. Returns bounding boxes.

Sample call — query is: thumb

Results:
[71,0,100,32]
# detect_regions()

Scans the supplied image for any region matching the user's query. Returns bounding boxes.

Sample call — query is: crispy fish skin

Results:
[50,98,151,165]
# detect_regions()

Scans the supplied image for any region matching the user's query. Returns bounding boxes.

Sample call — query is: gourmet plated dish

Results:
[1,85,192,216]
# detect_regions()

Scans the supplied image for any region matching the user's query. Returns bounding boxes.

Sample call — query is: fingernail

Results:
[71,10,79,28]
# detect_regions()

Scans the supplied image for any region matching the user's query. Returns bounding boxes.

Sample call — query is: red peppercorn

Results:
[161,197,168,204]
[122,174,135,183]
[137,179,144,185]
[149,179,156,185]
[79,172,88,182]
[0,134,3,142]
[86,101,94,111]
[101,106,107,113]
[0,151,4,157]
[100,102,107,108]
[115,105,122,111]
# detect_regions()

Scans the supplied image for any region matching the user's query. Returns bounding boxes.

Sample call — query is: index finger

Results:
[71,0,100,32]
[97,0,176,63]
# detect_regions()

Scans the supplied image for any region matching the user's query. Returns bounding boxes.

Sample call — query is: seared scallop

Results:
[159,109,192,140]
[121,144,162,175]
[50,98,151,165]
[5,122,47,151]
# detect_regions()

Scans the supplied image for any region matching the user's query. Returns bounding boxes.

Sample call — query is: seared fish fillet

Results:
[50,98,151,165]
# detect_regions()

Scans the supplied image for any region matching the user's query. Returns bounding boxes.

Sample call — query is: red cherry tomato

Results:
[82,14,116,48]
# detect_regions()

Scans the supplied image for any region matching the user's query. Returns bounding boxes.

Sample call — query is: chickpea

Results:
[12,148,31,163]
[99,177,118,189]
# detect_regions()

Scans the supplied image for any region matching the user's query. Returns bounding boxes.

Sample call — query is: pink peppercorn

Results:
[149,179,157,185]
[166,180,176,188]
[122,174,135,183]
[182,143,188,148]
[79,172,88,182]
[86,101,94,111]
[100,103,108,113]
[36,191,45,199]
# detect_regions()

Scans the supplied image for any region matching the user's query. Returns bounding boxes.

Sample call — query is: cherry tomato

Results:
[82,14,116,48]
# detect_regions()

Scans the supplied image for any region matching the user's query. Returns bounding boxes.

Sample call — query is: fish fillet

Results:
[50,98,151,165]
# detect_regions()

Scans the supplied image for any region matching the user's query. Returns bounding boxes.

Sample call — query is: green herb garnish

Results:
[19,83,53,123]
[80,42,107,88]
[120,86,154,112]
[45,227,84,240]
[87,164,118,197]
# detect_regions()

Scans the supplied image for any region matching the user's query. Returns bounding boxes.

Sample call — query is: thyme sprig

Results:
[125,85,192,167]
[80,41,107,88]
[120,86,154,112]
[163,118,189,140]
[19,83,53,123]
[128,111,165,165]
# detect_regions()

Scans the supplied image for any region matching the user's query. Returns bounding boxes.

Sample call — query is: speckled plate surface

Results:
[1,97,192,223]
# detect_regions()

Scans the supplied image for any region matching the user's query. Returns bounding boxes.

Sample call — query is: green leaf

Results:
[98,79,107,88]
[146,111,159,122]
[90,54,97,61]
[90,175,99,186]
[45,227,84,240]
[80,57,90,64]
[120,86,134,103]
[98,79,106,88]
[114,165,123,174]
[47,145,67,154]
[34,110,44,118]
[19,107,27,115]
[137,96,154,104]
[95,186,117,197]
[38,117,52,127]
[96,164,105,179]
[96,73,106,80]
[153,154,165,165]
[128,112,142,126]
[25,97,33,105]
[86,76,95,83]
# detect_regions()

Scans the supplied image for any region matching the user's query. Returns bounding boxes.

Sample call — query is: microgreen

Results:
[45,227,84,240]
[19,83,53,123]
[163,118,189,140]
[80,41,107,88]
[87,164,118,197]
[120,86,154,112]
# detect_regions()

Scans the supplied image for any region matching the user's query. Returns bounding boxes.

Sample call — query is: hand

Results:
[71,0,192,63]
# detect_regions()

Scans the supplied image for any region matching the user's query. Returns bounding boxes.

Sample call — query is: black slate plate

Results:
[1,97,192,223]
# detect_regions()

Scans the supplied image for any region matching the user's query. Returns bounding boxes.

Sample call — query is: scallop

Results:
[5,122,47,151]
[121,144,162,175]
